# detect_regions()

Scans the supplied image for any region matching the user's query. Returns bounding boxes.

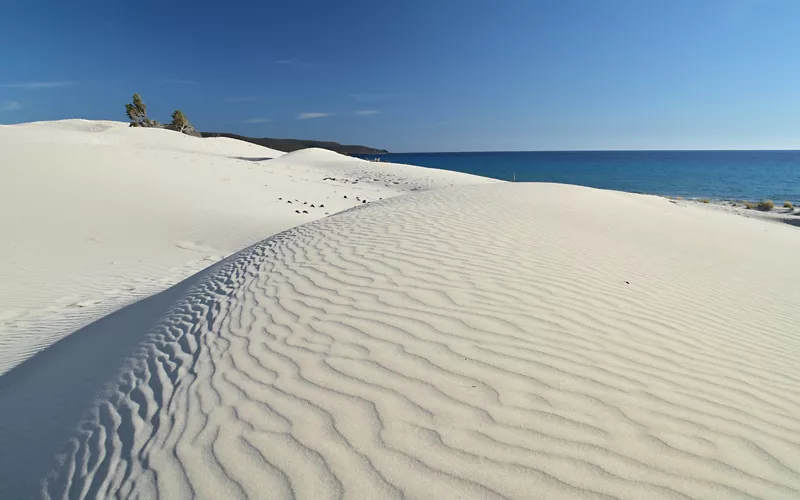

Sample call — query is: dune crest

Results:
[20,183,800,499]
[0,120,493,374]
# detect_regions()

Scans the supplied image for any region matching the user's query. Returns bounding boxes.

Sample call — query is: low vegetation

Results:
[784,201,794,209]
[700,199,710,204]
[743,201,755,209]
[757,200,774,211]
[125,93,198,136]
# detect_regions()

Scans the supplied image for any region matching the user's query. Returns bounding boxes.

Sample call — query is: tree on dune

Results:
[170,110,195,135]
[125,93,154,127]
[124,94,199,136]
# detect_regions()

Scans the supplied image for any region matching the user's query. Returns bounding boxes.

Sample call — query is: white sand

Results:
[0,120,492,374]
[2,123,800,499]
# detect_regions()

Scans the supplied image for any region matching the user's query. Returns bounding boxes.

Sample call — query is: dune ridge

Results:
[20,183,800,499]
[0,120,493,374]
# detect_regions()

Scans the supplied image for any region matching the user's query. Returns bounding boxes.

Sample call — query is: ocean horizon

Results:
[360,150,800,203]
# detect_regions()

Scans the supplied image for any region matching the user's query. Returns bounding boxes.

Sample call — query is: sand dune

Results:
[5,183,799,499]
[0,120,492,374]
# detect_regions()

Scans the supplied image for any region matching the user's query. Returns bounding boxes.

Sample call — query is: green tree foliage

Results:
[125,93,154,127]
[170,109,194,134]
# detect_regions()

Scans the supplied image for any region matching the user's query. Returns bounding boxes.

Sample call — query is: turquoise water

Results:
[361,151,800,203]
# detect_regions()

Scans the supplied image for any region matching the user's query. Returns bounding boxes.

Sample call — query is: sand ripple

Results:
[33,184,800,499]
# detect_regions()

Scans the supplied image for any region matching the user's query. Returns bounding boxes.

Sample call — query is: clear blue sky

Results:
[1,0,799,152]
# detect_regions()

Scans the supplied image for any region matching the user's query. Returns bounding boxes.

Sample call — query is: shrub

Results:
[757,200,774,211]
[743,201,755,209]
[784,201,794,209]
[125,93,154,127]
[170,109,195,134]
[700,199,710,204]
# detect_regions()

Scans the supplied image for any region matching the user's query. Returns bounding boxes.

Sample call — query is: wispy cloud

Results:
[355,109,380,116]
[1,101,22,111]
[297,112,331,120]
[224,96,258,103]
[3,81,76,90]
[348,93,393,103]
[163,79,196,85]
[276,59,325,70]
[242,118,271,124]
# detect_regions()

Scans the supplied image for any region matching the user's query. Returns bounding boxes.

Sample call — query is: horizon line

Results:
[2,119,800,155]
[379,148,800,154]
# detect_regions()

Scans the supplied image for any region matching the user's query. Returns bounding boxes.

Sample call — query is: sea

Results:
[358,151,800,203]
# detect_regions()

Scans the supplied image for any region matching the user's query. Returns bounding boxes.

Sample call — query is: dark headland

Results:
[201,132,389,155]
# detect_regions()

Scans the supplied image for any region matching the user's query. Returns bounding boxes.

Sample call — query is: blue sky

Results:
[1,0,799,152]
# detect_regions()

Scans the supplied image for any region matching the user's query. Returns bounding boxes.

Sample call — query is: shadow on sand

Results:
[234,156,275,162]
[0,265,217,498]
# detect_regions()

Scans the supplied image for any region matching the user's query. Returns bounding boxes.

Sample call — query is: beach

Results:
[2,121,800,499]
